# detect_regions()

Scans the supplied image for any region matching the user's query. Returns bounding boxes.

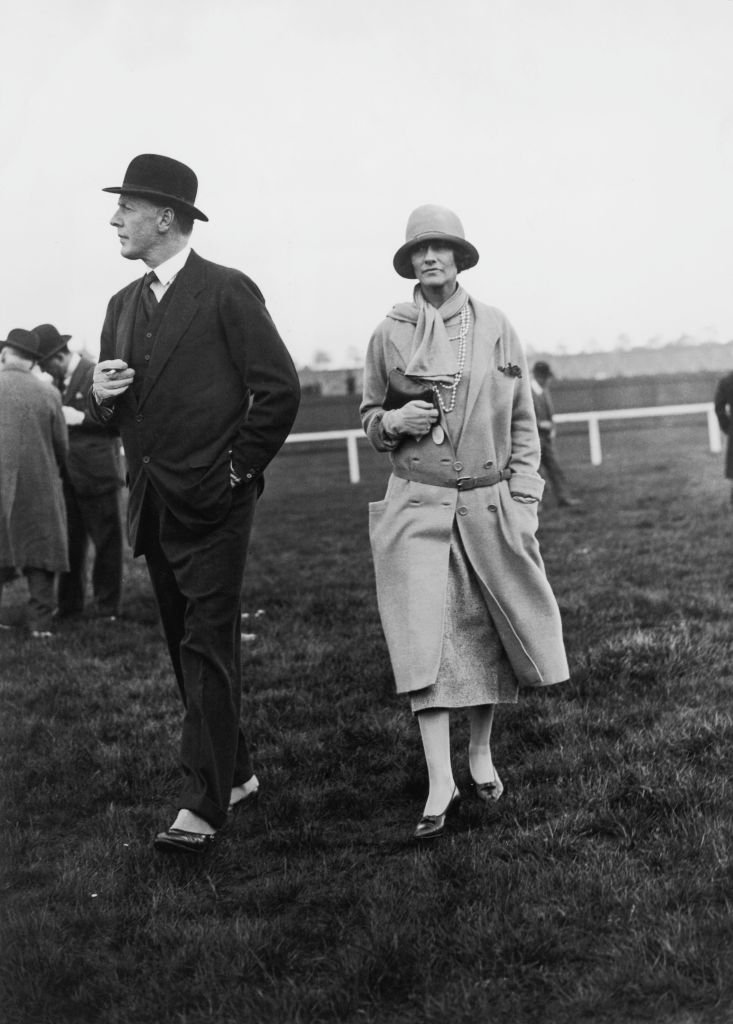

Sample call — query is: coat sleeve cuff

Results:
[509,473,545,500]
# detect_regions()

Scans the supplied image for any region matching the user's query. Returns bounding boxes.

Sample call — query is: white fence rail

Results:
[285,403,723,483]
[553,402,722,466]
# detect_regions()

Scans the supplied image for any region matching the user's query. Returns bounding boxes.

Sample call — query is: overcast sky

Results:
[2,0,731,366]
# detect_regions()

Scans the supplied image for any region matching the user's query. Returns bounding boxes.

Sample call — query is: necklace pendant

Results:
[431,424,445,445]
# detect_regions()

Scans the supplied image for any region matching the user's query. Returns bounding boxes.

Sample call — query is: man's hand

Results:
[383,400,439,440]
[92,360,135,403]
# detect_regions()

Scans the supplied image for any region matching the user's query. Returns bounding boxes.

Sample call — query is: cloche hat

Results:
[34,324,71,363]
[103,154,208,222]
[1,328,43,361]
[393,204,479,279]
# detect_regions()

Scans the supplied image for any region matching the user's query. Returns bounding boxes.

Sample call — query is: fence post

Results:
[707,408,722,454]
[346,433,361,484]
[588,416,602,466]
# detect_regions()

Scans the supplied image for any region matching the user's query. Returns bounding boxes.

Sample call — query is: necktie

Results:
[140,271,159,321]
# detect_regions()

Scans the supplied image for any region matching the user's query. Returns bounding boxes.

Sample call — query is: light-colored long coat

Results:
[0,367,68,572]
[361,298,569,694]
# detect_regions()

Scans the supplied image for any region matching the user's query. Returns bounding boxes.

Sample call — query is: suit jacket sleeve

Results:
[85,297,118,426]
[220,273,301,481]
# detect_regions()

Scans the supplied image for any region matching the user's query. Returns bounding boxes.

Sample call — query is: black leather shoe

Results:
[153,827,217,854]
[471,770,504,804]
[414,787,461,841]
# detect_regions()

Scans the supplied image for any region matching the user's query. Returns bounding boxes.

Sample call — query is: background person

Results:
[36,324,125,620]
[88,154,301,854]
[361,205,569,841]
[530,360,581,508]
[0,329,68,637]
[713,371,733,505]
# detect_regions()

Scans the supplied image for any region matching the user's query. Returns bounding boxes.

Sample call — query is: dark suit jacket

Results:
[89,250,301,552]
[64,356,123,496]
[714,372,733,479]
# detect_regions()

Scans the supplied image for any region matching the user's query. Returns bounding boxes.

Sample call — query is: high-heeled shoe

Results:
[471,769,504,804]
[413,786,461,841]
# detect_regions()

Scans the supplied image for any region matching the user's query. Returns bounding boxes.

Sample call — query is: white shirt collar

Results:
[150,245,191,288]
[531,377,544,396]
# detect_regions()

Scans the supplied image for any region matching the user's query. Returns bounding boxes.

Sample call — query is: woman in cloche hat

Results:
[361,206,569,840]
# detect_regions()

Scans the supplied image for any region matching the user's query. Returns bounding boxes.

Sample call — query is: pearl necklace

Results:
[431,302,471,414]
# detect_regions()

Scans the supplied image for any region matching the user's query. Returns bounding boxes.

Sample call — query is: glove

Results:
[383,401,438,440]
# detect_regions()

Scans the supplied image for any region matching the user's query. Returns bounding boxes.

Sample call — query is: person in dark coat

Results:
[713,372,733,504]
[530,360,581,508]
[0,329,68,636]
[87,154,301,854]
[37,325,124,619]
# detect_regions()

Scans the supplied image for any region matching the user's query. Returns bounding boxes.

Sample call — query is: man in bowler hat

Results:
[530,360,581,508]
[88,154,301,853]
[37,325,124,620]
[0,329,69,636]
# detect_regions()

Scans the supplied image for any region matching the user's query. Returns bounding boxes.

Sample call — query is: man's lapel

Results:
[117,280,144,363]
[138,251,205,409]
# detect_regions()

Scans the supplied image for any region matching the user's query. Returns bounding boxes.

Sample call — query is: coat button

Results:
[457,506,468,516]
[484,460,493,468]
[488,504,497,512]
[143,456,150,464]
[146,332,153,339]
[136,414,143,422]
[453,461,464,471]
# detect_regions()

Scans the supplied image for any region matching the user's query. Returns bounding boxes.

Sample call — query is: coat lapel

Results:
[137,252,205,409]
[462,303,501,431]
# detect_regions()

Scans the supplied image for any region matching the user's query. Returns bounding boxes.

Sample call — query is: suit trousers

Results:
[140,482,258,829]
[58,481,123,617]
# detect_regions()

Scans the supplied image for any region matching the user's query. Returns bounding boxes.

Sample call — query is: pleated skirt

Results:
[410,527,519,713]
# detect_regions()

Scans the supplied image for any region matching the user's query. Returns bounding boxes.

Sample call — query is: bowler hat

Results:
[393,204,479,279]
[103,153,208,222]
[34,323,71,363]
[1,328,43,361]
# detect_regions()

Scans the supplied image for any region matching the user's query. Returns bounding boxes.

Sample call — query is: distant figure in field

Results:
[36,324,125,621]
[361,205,569,842]
[87,154,300,855]
[713,371,733,505]
[530,360,581,508]
[0,329,68,637]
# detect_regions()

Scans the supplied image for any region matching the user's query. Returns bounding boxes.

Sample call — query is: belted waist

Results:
[392,465,511,490]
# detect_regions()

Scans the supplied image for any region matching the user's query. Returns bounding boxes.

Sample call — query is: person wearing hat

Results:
[361,205,568,840]
[530,360,581,508]
[0,329,69,636]
[36,324,124,621]
[87,154,300,854]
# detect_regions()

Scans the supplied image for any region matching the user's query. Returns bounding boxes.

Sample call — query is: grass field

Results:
[2,414,733,1024]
